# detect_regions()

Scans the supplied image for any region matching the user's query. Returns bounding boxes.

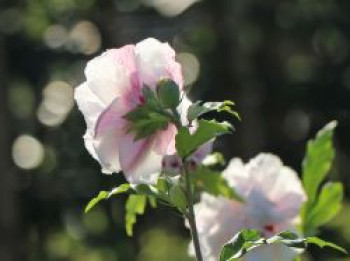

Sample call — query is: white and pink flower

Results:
[75,38,190,184]
[190,153,307,261]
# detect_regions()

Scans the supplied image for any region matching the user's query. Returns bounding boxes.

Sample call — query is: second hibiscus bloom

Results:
[191,153,307,261]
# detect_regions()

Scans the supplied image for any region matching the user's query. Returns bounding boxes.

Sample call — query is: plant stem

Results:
[182,163,203,261]
[171,108,202,260]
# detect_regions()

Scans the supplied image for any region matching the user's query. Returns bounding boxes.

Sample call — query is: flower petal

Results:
[93,128,122,174]
[135,38,183,89]
[271,167,307,220]
[191,141,214,163]
[111,44,137,76]
[94,98,128,138]
[74,82,105,160]
[190,193,246,261]
[153,124,177,155]
[223,153,306,221]
[246,244,297,261]
[222,158,251,197]
[74,82,105,131]
[91,98,129,174]
[118,134,162,184]
[246,154,307,219]
[85,49,131,105]
[83,131,99,161]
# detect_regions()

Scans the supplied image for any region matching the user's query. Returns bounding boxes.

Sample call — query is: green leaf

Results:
[108,183,132,197]
[294,256,302,261]
[134,180,187,211]
[157,79,180,109]
[267,231,306,249]
[176,119,232,158]
[302,121,337,204]
[148,196,157,208]
[169,183,187,211]
[125,109,170,140]
[125,194,147,236]
[187,100,240,122]
[156,177,170,194]
[133,183,170,204]
[219,229,264,261]
[85,191,109,213]
[301,121,340,235]
[124,86,172,140]
[306,237,347,254]
[85,184,131,213]
[305,182,343,232]
[220,229,346,261]
[142,85,158,106]
[192,166,243,201]
[187,101,205,122]
[134,184,156,196]
[269,232,346,253]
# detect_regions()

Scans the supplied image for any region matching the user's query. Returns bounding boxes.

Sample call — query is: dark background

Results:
[0,0,349,260]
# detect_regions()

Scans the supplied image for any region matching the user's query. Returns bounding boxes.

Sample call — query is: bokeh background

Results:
[1,0,350,260]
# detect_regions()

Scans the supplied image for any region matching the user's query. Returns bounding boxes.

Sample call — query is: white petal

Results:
[222,158,250,197]
[270,166,307,219]
[75,82,105,161]
[246,244,297,261]
[91,98,128,174]
[246,153,307,219]
[245,153,284,193]
[190,193,246,260]
[223,153,306,222]
[135,38,183,88]
[93,128,122,174]
[119,134,162,184]
[83,131,98,161]
[75,85,124,174]
[85,49,130,105]
[74,82,105,131]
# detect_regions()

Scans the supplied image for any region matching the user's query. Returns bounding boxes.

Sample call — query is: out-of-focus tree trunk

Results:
[211,0,266,158]
[0,35,22,261]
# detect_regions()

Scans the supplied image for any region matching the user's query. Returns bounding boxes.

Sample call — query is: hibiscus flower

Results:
[190,153,307,261]
[75,38,189,184]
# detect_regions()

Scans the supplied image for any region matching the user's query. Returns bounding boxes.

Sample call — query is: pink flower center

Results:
[138,95,145,104]
[263,224,275,233]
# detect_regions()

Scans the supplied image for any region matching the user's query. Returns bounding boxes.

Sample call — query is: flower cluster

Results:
[75,38,345,261]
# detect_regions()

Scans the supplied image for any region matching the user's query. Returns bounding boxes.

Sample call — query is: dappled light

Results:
[37,81,74,127]
[177,52,200,85]
[142,0,200,17]
[12,135,44,170]
[67,21,101,55]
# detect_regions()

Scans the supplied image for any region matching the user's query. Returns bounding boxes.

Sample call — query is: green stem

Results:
[182,163,203,261]
[171,108,202,260]
[170,108,182,128]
